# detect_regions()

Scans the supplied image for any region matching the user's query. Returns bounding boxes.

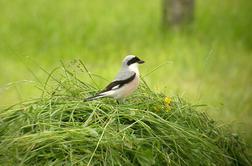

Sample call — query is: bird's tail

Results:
[84,94,105,102]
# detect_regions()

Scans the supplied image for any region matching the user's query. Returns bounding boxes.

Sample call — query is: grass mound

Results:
[0,64,251,165]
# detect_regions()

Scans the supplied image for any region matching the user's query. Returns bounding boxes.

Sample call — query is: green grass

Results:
[0,64,251,165]
[0,0,252,155]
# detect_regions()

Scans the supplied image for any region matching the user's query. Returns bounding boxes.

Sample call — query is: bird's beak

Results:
[138,60,145,64]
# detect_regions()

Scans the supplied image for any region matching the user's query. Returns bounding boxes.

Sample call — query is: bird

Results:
[84,55,144,101]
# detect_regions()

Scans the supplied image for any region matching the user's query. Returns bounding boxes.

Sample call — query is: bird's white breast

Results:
[112,75,139,99]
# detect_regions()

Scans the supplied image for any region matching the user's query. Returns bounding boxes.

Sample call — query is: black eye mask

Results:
[127,57,144,65]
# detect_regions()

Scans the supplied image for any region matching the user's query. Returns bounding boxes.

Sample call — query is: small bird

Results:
[85,55,144,101]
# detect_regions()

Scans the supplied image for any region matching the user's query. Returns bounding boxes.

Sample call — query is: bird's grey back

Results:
[114,66,135,81]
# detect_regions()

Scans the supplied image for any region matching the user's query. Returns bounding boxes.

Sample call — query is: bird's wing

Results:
[100,72,136,93]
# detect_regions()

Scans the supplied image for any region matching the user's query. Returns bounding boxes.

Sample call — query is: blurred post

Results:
[162,0,194,28]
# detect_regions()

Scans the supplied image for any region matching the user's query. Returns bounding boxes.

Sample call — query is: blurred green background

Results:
[0,0,251,150]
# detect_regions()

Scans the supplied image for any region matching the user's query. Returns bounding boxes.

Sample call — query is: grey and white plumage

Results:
[85,55,144,101]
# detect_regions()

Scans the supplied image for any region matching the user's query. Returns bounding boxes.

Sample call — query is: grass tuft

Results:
[0,63,251,165]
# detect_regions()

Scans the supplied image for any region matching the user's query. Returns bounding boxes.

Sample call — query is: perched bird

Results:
[85,55,144,101]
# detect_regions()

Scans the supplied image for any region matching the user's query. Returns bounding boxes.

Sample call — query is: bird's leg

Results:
[116,98,125,104]
[116,100,120,104]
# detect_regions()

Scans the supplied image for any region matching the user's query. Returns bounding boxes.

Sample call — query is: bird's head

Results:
[123,55,145,67]
[122,55,144,73]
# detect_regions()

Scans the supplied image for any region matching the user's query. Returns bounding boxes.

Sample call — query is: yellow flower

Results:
[164,96,172,105]
[164,96,172,112]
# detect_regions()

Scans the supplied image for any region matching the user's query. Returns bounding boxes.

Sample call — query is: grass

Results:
[0,0,252,156]
[0,63,251,165]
